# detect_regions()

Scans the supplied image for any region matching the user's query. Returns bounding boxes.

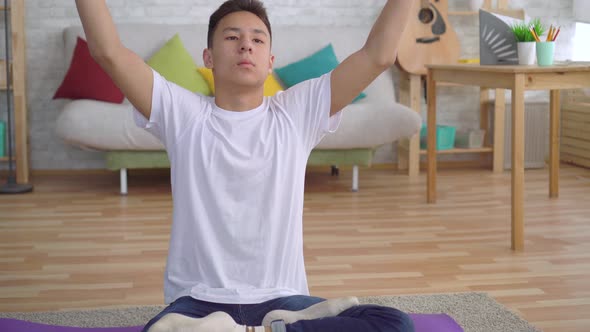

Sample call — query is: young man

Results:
[74,0,414,331]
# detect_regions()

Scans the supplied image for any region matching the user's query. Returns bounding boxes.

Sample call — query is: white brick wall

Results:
[0,0,577,169]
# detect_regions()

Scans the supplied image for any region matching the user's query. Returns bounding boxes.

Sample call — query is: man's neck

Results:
[214,87,264,112]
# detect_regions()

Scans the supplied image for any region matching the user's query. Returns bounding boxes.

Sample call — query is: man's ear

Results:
[268,54,275,74]
[203,48,214,69]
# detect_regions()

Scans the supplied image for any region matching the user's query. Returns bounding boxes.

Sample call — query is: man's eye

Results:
[226,36,238,40]
[254,39,264,44]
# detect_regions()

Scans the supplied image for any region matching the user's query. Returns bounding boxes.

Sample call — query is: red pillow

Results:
[53,37,125,103]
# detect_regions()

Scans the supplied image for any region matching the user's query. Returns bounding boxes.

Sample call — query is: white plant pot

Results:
[469,0,485,11]
[517,42,536,65]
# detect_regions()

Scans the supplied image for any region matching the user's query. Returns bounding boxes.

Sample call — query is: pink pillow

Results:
[53,37,124,103]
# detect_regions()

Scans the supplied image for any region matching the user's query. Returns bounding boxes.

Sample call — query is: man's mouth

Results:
[238,60,254,67]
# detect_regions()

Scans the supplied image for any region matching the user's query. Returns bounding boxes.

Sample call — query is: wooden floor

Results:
[1,164,590,331]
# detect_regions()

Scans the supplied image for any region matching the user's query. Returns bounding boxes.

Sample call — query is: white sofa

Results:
[55,23,421,194]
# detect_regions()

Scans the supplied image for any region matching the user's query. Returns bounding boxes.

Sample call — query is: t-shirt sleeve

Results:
[132,69,206,150]
[274,72,342,152]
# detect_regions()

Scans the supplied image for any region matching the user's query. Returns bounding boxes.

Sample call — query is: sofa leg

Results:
[408,134,421,177]
[120,168,128,195]
[331,165,340,176]
[352,165,359,192]
[397,140,409,171]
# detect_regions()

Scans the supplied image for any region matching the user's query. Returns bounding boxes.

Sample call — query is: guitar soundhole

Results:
[418,8,434,24]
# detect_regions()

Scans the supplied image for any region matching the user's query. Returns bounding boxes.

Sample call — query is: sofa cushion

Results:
[55,100,163,151]
[147,34,211,95]
[275,44,366,103]
[316,102,421,149]
[196,67,283,96]
[53,37,125,103]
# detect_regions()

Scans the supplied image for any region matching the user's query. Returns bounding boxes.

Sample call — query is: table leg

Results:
[549,90,560,198]
[479,88,490,166]
[493,89,506,173]
[397,73,422,176]
[427,69,437,203]
[511,75,525,251]
[408,74,422,177]
[397,72,410,172]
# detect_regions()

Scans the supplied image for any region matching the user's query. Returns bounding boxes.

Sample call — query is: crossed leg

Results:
[146,296,361,332]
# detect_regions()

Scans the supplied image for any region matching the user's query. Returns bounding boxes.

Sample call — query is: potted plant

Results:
[511,18,546,65]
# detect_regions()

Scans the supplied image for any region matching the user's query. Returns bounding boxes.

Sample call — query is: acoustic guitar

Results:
[396,0,461,76]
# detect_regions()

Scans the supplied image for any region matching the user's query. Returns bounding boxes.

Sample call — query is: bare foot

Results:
[261,296,360,326]
[148,311,245,332]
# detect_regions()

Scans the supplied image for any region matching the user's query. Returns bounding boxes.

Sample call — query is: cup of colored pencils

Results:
[534,25,559,66]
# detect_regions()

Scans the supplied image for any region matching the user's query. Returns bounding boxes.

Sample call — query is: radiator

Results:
[500,102,550,169]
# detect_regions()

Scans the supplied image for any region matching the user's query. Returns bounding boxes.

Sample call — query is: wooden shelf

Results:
[0,60,9,90]
[420,147,493,155]
[449,8,524,20]
[437,82,469,87]
[487,8,525,19]
[0,0,29,184]
[448,11,478,16]
[399,141,493,155]
[395,0,515,176]
[0,156,15,162]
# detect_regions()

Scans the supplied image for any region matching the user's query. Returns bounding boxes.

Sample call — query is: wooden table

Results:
[426,63,590,250]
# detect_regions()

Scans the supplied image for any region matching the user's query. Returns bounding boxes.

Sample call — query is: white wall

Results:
[0,0,578,169]
[573,22,590,61]
[573,0,590,24]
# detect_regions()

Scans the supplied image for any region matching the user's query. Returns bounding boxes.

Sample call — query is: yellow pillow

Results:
[263,73,283,97]
[196,67,283,96]
[196,67,216,94]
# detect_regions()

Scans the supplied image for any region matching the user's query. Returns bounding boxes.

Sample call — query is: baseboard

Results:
[0,160,494,178]
[0,168,170,178]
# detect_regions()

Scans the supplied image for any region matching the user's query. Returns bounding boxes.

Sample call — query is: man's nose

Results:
[240,40,253,52]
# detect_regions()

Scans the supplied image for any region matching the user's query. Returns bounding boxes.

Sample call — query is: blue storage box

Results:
[420,124,456,150]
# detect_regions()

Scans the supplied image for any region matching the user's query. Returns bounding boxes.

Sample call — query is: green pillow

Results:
[147,34,211,96]
[275,44,366,103]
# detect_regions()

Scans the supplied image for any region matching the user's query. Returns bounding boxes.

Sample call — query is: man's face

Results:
[204,11,274,92]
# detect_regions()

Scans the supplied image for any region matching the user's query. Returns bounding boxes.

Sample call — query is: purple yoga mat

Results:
[0,319,143,332]
[409,313,464,332]
[1,313,463,332]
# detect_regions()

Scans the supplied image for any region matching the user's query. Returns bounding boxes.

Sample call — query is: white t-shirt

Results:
[134,69,342,304]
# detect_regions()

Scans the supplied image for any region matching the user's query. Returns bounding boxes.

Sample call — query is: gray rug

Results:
[360,293,540,332]
[0,292,540,332]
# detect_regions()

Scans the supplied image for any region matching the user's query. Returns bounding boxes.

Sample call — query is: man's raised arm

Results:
[329,0,412,116]
[75,0,153,119]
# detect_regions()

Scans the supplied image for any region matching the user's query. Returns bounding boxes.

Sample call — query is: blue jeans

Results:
[142,295,414,332]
